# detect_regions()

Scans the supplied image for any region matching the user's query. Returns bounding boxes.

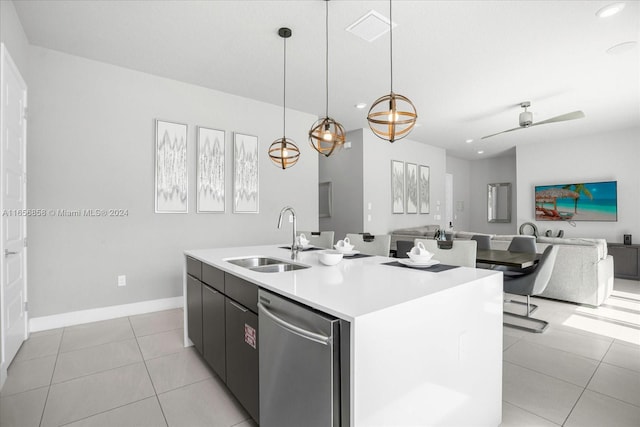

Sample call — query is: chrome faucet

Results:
[277,206,299,259]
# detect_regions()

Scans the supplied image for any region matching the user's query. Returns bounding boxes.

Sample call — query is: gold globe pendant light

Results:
[269,27,301,169]
[309,0,346,157]
[367,0,417,143]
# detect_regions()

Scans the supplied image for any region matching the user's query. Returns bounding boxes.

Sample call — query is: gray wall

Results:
[362,129,447,234]
[27,46,319,318]
[318,129,364,241]
[468,153,518,235]
[0,0,29,78]
[517,128,640,242]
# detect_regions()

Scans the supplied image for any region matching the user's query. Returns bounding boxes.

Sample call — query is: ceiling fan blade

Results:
[531,110,585,127]
[481,126,524,140]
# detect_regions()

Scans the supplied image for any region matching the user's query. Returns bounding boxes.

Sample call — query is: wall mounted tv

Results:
[534,181,617,222]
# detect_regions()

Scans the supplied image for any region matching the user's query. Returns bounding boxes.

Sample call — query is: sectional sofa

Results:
[390,226,614,307]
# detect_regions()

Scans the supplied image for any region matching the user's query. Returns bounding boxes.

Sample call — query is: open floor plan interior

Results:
[0,278,638,427]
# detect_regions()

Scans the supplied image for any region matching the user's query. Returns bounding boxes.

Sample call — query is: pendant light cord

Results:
[283,36,287,137]
[389,0,393,94]
[325,0,329,118]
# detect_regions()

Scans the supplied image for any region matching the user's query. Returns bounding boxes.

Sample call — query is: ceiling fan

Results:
[481,101,585,140]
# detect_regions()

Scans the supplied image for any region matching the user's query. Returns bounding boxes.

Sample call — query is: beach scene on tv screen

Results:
[535,181,617,221]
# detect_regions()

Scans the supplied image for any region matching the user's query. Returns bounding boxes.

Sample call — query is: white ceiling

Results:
[13,0,640,159]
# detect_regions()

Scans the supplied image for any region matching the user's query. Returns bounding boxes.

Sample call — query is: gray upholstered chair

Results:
[414,239,477,267]
[503,245,559,333]
[470,235,491,250]
[395,240,414,259]
[508,236,537,253]
[345,233,391,257]
[297,231,334,249]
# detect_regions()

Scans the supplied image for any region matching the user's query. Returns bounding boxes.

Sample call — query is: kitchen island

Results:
[184,244,503,426]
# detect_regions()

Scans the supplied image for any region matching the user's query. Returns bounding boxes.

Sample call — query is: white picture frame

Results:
[155,119,188,213]
[406,162,418,214]
[233,132,259,213]
[197,127,225,213]
[419,165,430,214]
[391,160,404,214]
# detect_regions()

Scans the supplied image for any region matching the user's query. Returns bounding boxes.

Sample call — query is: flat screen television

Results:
[534,181,617,222]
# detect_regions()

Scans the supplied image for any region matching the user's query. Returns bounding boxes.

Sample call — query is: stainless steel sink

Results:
[225,257,309,273]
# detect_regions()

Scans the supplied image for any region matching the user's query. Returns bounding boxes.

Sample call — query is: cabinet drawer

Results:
[203,264,225,292]
[225,273,258,313]
[186,256,202,280]
[225,297,259,422]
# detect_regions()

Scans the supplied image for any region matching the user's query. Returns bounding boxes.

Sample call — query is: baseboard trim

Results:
[29,296,184,333]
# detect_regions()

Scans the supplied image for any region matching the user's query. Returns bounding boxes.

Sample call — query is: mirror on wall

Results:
[487,182,511,223]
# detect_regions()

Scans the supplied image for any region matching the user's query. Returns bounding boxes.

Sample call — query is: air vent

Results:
[345,10,396,42]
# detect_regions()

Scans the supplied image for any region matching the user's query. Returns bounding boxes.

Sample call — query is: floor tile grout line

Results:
[505,336,607,364]
[128,316,170,427]
[503,360,597,390]
[58,333,137,355]
[582,387,640,409]
[55,396,158,426]
[38,324,66,427]
[560,339,615,426]
[502,400,562,426]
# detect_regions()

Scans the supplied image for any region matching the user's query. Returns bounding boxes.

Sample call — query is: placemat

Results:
[279,246,324,251]
[342,253,374,260]
[381,261,460,273]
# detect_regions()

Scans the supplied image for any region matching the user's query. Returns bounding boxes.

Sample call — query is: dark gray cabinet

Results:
[186,256,259,423]
[202,285,226,381]
[186,274,203,354]
[225,296,259,422]
[609,243,640,280]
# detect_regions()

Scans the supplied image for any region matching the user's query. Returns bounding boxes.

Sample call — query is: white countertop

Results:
[185,244,501,321]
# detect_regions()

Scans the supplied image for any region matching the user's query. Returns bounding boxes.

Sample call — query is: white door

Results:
[0,43,28,387]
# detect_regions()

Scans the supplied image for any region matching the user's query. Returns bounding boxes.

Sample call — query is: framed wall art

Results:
[391,160,404,214]
[233,132,259,213]
[197,127,225,213]
[419,165,430,214]
[406,162,418,214]
[155,119,188,213]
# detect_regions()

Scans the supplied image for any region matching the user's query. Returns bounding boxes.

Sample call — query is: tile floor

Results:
[0,279,638,427]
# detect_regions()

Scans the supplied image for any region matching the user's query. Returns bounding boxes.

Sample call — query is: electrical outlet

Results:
[118,275,126,287]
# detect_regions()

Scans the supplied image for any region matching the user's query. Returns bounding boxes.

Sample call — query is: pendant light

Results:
[269,27,300,169]
[367,0,417,143]
[309,0,346,157]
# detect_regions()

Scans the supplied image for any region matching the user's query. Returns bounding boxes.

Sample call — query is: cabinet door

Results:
[225,297,259,422]
[186,275,203,354]
[609,245,639,279]
[203,285,226,381]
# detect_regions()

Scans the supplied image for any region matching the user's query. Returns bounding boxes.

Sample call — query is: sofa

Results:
[390,226,614,307]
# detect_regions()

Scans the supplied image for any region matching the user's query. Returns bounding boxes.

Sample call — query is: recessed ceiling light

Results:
[465,139,473,144]
[477,150,484,154]
[355,103,367,109]
[606,41,637,54]
[596,2,626,18]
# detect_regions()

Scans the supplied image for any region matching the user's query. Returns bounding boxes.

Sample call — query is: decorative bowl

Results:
[318,250,344,266]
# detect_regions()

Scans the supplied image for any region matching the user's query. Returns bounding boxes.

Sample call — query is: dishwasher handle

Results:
[258,302,331,346]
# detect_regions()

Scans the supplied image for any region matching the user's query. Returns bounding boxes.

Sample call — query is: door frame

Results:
[0,43,28,389]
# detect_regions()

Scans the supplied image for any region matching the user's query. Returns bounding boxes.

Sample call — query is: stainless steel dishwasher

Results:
[258,289,350,427]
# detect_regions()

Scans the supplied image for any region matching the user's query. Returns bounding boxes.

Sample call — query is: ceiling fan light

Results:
[596,2,626,18]
[310,117,346,157]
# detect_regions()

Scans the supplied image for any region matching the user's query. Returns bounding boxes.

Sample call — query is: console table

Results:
[608,243,640,280]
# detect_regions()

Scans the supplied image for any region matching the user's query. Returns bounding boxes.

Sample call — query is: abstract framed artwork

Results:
[391,160,404,214]
[197,127,225,213]
[233,132,259,213]
[419,165,430,214]
[155,119,188,213]
[406,162,418,214]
